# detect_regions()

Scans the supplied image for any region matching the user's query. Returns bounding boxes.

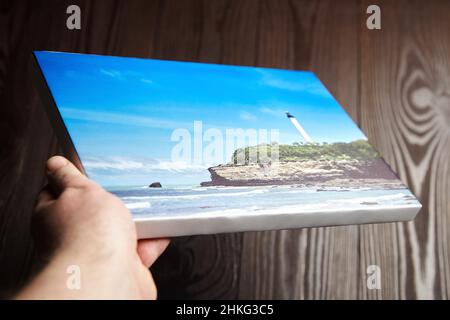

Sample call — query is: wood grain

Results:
[359,0,450,299]
[0,0,449,299]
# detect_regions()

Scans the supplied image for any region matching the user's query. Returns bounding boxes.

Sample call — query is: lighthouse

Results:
[286,112,314,143]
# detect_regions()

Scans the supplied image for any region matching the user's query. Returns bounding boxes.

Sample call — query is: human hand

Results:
[17,156,169,299]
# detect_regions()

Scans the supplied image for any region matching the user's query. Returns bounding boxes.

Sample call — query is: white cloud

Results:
[99,69,155,85]
[83,157,144,170]
[259,107,286,118]
[258,70,330,97]
[100,68,124,80]
[239,111,257,121]
[151,161,206,171]
[83,156,207,173]
[140,78,153,84]
[60,107,190,130]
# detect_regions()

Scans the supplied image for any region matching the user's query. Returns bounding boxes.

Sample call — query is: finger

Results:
[35,188,54,212]
[46,156,88,194]
[137,238,170,268]
[38,188,54,203]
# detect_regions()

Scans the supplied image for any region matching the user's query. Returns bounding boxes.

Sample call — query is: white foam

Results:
[122,189,268,201]
[327,193,407,204]
[126,202,151,209]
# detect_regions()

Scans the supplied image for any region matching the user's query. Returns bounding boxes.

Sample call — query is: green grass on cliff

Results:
[231,139,378,164]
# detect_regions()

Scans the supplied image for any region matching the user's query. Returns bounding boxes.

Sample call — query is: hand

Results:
[17,156,169,299]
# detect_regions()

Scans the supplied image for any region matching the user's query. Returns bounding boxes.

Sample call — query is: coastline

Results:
[200,158,404,189]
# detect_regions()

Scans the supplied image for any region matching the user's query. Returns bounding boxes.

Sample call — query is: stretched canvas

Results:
[32,51,421,238]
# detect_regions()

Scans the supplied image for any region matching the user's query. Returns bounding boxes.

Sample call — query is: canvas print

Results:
[33,51,420,235]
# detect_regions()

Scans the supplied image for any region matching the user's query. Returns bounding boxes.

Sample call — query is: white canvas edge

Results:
[134,203,421,238]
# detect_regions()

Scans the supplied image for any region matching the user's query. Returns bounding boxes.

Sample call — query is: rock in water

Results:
[149,182,162,188]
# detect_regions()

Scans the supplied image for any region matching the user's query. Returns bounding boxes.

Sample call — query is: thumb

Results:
[46,156,88,195]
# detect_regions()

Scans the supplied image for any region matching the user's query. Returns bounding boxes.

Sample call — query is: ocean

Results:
[108,185,420,218]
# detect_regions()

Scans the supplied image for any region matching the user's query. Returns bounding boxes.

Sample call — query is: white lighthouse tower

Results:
[286,112,314,143]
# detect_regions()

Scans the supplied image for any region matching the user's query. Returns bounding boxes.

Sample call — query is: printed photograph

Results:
[35,51,420,218]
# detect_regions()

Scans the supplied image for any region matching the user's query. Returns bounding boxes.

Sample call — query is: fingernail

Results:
[46,156,68,173]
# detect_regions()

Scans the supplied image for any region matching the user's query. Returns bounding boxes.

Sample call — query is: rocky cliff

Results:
[201,158,404,189]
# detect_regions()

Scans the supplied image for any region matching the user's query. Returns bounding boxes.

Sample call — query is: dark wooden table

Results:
[1,0,449,299]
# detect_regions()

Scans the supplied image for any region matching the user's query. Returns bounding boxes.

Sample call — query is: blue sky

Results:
[35,51,366,186]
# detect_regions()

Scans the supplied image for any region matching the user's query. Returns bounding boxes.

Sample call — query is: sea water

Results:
[108,185,420,218]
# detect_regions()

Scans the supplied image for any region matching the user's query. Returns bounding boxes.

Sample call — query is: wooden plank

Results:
[153,0,361,299]
[303,0,360,299]
[0,0,449,300]
[231,0,361,299]
[149,0,250,299]
[359,0,450,299]
[0,0,128,296]
[0,0,70,296]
